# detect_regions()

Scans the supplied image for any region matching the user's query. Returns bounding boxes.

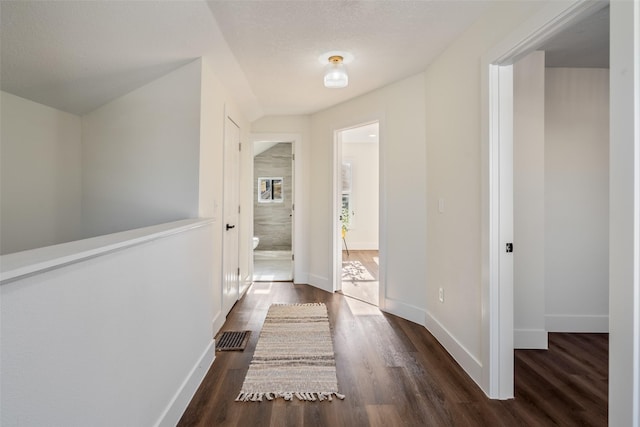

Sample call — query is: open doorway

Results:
[252,141,293,282]
[336,122,379,306]
[483,1,610,399]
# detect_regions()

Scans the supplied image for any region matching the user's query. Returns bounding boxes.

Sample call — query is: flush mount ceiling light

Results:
[324,55,348,88]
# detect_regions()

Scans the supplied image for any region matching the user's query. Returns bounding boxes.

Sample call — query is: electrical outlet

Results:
[438,287,444,303]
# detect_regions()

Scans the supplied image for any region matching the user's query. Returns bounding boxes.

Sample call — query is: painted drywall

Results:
[513,51,548,349]
[198,56,225,332]
[309,73,427,322]
[253,143,292,250]
[545,67,609,332]
[82,59,202,238]
[200,55,252,315]
[251,115,312,283]
[608,1,640,424]
[342,141,379,250]
[425,1,544,383]
[0,222,215,426]
[0,91,83,254]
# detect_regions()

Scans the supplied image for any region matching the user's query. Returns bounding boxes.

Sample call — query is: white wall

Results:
[545,67,609,332]
[0,221,215,427]
[82,60,202,238]
[513,51,547,349]
[251,76,427,323]
[425,1,544,385]
[342,141,379,250]
[198,55,251,322]
[608,2,639,424]
[0,92,83,254]
[251,115,312,284]
[309,74,427,322]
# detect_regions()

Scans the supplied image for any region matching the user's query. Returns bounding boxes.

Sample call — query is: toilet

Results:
[252,236,260,250]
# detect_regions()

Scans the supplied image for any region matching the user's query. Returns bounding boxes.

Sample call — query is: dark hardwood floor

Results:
[178,283,608,426]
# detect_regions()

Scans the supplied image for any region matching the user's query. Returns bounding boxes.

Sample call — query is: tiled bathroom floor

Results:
[253,250,293,281]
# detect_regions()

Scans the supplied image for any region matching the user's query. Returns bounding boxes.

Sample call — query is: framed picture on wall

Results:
[258,177,284,203]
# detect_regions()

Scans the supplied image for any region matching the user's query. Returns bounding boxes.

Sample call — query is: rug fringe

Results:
[235,391,345,402]
[271,302,325,307]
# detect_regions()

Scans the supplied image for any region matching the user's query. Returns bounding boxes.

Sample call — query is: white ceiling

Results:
[0,1,610,120]
[341,123,379,144]
[206,0,492,116]
[0,0,261,117]
[1,0,491,119]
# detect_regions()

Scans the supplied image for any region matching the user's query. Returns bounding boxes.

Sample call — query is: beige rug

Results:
[235,303,345,402]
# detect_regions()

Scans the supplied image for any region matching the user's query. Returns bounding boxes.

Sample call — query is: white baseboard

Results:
[424,310,483,388]
[381,297,426,326]
[240,276,252,296]
[514,328,548,349]
[347,242,379,250]
[308,273,332,293]
[211,311,225,337]
[155,339,215,427]
[546,314,609,332]
[293,272,309,285]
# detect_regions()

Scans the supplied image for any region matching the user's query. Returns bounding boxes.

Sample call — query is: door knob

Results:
[226,224,236,231]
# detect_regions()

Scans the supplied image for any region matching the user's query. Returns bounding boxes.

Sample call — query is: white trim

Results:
[211,311,225,338]
[0,218,214,285]
[249,133,303,283]
[424,310,483,388]
[345,242,379,251]
[307,273,331,292]
[293,272,309,285]
[331,116,386,310]
[545,314,609,333]
[481,0,609,399]
[154,340,215,427]
[514,329,548,350]
[383,298,426,326]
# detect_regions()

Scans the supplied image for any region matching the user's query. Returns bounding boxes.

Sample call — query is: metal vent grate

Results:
[216,330,251,351]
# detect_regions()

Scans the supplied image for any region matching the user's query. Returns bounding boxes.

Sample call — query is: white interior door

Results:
[222,116,240,316]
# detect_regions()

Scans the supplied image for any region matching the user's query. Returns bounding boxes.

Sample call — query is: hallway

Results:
[179,283,607,426]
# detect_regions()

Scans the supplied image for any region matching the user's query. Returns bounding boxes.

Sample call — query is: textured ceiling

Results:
[207,0,492,115]
[0,1,611,120]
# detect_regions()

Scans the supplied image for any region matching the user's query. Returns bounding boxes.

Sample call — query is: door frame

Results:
[248,133,303,283]
[221,114,241,316]
[332,119,385,308]
[481,0,609,398]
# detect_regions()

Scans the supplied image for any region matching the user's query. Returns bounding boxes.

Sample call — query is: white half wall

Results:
[0,91,83,254]
[544,67,609,332]
[82,59,202,238]
[0,220,216,427]
[513,51,547,349]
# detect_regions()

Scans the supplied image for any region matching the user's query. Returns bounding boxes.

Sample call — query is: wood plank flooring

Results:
[178,283,607,426]
[341,250,379,306]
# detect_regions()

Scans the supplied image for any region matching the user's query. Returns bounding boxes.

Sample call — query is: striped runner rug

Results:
[235,303,345,402]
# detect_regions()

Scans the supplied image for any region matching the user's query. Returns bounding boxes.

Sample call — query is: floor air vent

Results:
[215,331,251,351]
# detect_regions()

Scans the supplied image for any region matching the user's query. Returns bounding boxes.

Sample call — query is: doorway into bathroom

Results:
[337,122,379,306]
[252,141,293,281]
